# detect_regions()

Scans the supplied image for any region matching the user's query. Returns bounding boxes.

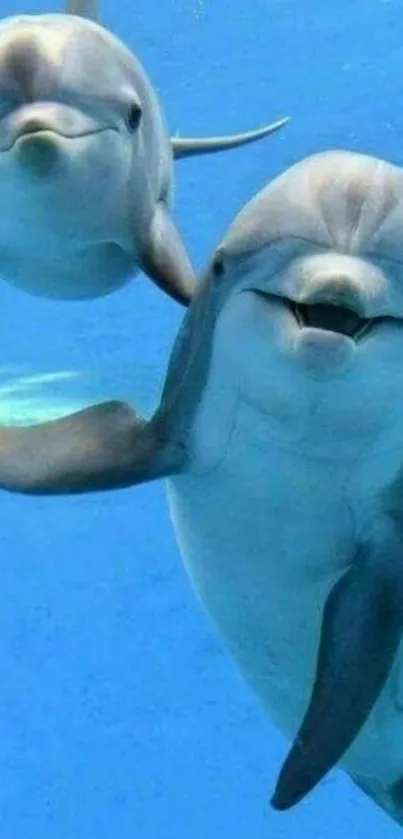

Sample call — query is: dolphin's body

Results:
[4,150,403,827]
[0,0,288,305]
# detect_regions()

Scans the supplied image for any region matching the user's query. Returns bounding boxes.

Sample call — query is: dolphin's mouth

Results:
[17,126,67,141]
[253,290,381,340]
[289,300,373,340]
[5,124,116,152]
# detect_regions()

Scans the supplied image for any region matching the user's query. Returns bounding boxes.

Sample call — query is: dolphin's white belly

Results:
[166,398,403,786]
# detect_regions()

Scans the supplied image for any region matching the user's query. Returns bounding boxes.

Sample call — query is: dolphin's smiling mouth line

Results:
[254,291,375,341]
[4,124,117,152]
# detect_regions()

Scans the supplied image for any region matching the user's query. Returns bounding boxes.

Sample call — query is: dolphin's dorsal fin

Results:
[171,117,289,160]
[65,0,99,21]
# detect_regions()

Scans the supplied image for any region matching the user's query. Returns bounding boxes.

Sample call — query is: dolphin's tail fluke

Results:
[171,117,289,159]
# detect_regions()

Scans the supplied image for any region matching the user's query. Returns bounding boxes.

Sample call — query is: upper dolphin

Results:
[0,0,288,305]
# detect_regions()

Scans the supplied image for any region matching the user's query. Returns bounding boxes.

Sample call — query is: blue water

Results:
[1,0,402,836]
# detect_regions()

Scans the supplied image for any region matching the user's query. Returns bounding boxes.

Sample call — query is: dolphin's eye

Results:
[126,102,142,132]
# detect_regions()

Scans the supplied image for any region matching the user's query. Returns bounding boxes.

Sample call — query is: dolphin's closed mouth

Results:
[289,300,373,340]
[5,124,116,151]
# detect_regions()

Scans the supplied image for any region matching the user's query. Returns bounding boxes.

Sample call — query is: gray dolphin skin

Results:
[66,0,100,20]
[0,0,288,306]
[5,149,403,828]
[66,0,98,20]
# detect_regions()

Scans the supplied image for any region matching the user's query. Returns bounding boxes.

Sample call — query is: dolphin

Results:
[0,0,288,305]
[5,149,403,826]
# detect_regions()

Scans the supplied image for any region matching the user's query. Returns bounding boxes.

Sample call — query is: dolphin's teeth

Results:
[354,319,374,340]
[290,300,303,327]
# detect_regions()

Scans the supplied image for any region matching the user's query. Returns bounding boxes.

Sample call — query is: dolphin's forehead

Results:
[222,151,403,265]
[0,15,145,99]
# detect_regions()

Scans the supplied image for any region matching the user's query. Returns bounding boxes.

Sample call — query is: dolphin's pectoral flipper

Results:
[0,401,184,495]
[171,117,289,159]
[271,523,403,811]
[139,203,196,306]
[65,0,99,20]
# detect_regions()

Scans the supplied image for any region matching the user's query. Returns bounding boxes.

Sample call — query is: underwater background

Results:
[0,0,402,836]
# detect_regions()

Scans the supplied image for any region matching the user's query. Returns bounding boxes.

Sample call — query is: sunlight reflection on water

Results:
[0,362,163,425]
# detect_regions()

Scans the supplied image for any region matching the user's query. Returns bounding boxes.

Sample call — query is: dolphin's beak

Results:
[13,120,58,143]
[290,300,373,340]
[291,283,371,340]
[8,121,114,151]
[254,290,375,341]
[0,102,118,153]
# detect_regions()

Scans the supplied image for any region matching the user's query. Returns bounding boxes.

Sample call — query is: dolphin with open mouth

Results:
[4,149,403,828]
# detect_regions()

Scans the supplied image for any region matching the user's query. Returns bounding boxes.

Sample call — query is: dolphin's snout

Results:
[292,273,372,339]
[299,276,366,318]
[17,116,52,137]
[0,100,114,154]
[293,253,388,321]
